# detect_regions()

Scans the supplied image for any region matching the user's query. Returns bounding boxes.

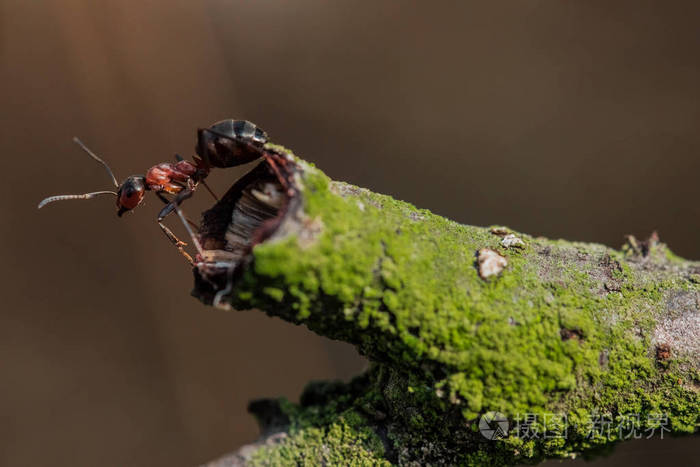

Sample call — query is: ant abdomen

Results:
[197,119,268,169]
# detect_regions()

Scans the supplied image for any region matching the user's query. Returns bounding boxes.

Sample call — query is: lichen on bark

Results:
[194,145,699,466]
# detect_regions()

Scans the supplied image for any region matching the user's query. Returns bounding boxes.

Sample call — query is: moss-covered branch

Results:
[194,146,699,466]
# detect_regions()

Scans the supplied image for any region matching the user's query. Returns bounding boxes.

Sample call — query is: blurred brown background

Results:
[1,1,699,466]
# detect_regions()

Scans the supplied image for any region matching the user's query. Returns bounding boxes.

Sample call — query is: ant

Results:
[38,119,269,264]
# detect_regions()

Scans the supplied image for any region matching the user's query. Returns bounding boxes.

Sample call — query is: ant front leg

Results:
[156,192,199,230]
[156,188,205,264]
[156,190,198,265]
[157,200,193,265]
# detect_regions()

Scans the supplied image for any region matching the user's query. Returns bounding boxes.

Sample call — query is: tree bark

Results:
[193,145,699,466]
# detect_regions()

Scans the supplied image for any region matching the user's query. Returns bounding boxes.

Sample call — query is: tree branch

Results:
[194,145,699,465]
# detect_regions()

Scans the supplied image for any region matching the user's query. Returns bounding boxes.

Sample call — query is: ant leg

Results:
[157,214,194,264]
[157,188,205,260]
[176,151,218,200]
[156,192,199,230]
[174,204,204,259]
[172,188,205,258]
[200,180,219,201]
[157,196,200,265]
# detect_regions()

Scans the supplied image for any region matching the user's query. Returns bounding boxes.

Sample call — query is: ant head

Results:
[116,176,147,217]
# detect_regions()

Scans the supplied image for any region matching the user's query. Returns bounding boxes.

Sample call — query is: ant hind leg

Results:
[200,180,219,201]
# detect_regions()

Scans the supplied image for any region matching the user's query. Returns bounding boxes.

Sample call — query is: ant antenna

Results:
[38,191,118,209]
[37,137,121,209]
[72,137,120,188]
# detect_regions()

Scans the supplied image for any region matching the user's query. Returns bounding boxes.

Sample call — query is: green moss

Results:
[248,421,389,466]
[207,150,699,464]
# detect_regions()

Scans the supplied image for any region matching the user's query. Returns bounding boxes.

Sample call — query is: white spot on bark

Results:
[501,234,525,249]
[653,311,700,363]
[477,248,508,279]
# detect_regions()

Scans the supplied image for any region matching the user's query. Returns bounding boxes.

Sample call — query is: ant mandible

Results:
[38,119,269,264]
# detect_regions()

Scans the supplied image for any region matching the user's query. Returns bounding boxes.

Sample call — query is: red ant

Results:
[38,120,269,264]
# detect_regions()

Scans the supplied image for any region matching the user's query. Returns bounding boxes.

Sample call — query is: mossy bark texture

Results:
[194,148,699,466]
